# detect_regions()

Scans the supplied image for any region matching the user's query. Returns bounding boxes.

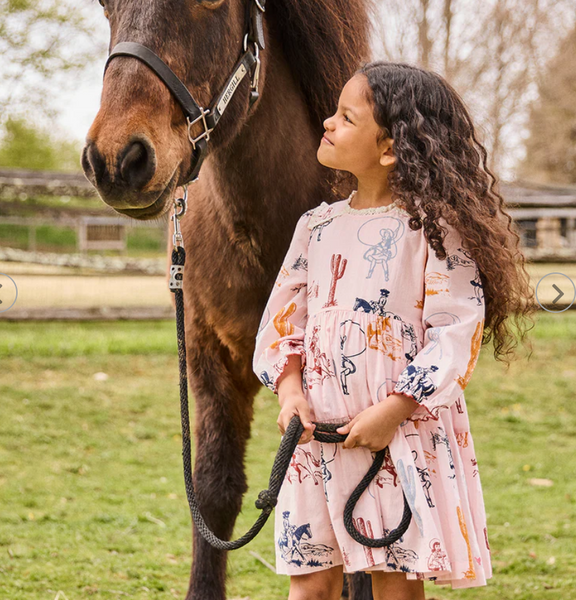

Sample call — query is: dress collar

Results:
[307,191,407,230]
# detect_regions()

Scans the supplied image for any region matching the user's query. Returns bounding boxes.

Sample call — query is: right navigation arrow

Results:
[552,284,565,304]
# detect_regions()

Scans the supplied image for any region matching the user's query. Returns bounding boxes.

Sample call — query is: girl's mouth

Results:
[322,135,334,146]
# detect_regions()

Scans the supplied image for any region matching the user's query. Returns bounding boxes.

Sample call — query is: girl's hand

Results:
[277,392,316,445]
[336,395,418,452]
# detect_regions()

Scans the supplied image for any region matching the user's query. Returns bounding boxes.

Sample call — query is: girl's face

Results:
[317,74,395,177]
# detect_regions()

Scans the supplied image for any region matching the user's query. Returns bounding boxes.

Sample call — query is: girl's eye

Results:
[344,114,352,123]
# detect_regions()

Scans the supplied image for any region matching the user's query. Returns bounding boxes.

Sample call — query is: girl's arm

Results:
[391,220,485,421]
[252,209,311,396]
[276,354,316,444]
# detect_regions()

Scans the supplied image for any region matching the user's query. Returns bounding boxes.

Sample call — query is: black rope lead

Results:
[170,246,412,550]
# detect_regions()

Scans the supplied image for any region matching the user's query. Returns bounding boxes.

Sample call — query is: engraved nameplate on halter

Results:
[217,64,248,116]
[169,265,184,290]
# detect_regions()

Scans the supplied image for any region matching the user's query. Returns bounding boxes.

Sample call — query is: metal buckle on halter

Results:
[187,110,213,150]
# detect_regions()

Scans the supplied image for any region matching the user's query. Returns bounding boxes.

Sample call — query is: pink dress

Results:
[252,192,492,589]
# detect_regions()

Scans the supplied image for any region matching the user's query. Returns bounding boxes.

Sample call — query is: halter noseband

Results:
[102,0,266,185]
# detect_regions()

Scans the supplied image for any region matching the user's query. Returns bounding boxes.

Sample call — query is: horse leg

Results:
[183,323,256,600]
[347,572,374,600]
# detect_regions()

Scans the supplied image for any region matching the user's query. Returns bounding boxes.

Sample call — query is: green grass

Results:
[0,313,575,599]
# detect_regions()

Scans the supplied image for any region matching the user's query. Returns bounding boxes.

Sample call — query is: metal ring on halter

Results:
[174,186,188,219]
[243,33,260,53]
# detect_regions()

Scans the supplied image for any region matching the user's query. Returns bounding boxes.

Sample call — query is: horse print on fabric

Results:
[446,247,476,272]
[278,511,335,568]
[357,216,405,281]
[394,364,439,403]
[306,324,337,389]
[353,287,393,316]
[286,446,323,485]
[371,445,400,491]
[354,289,418,362]
[338,319,367,395]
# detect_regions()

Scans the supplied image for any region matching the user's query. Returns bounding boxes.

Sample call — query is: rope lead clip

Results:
[169,186,188,292]
[171,185,188,250]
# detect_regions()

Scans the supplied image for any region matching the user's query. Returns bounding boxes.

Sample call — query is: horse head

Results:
[82,0,263,220]
[294,522,312,541]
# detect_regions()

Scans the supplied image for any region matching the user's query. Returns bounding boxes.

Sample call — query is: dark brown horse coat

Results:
[82,1,377,598]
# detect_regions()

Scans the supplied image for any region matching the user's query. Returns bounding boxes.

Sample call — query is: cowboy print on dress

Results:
[252,192,492,589]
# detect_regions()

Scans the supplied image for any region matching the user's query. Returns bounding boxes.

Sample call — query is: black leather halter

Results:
[103,0,266,185]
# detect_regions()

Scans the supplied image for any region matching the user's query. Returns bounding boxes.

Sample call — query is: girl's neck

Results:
[352,180,395,208]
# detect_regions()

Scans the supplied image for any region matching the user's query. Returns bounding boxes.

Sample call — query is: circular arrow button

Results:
[0,273,18,314]
[535,272,575,313]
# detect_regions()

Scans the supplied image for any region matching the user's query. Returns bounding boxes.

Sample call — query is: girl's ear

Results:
[379,138,396,167]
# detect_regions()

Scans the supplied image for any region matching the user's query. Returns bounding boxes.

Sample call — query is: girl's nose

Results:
[323,117,334,131]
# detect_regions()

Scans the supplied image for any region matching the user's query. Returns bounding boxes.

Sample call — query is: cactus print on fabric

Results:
[253,194,492,588]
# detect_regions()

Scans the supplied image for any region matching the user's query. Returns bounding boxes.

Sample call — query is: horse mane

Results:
[266,0,376,194]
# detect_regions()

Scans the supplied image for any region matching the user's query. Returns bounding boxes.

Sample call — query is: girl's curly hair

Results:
[355,61,537,365]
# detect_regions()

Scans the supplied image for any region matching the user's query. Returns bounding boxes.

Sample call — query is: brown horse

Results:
[82,0,377,598]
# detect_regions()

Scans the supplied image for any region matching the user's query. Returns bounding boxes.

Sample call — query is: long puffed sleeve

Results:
[252,209,312,394]
[391,222,485,421]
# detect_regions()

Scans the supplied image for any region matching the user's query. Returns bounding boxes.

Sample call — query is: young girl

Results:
[252,61,535,599]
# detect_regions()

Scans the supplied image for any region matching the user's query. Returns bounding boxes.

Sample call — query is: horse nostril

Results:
[81,141,106,185]
[120,139,156,190]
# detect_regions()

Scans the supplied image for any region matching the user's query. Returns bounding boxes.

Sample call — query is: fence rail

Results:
[0,167,98,199]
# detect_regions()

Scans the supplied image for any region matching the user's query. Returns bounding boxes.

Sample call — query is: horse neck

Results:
[208,35,330,242]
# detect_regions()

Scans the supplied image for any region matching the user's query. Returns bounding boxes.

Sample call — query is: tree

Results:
[0,0,105,125]
[519,26,576,184]
[0,116,82,171]
[371,0,576,178]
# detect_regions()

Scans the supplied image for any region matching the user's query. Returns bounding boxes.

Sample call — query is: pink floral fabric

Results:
[252,194,492,588]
